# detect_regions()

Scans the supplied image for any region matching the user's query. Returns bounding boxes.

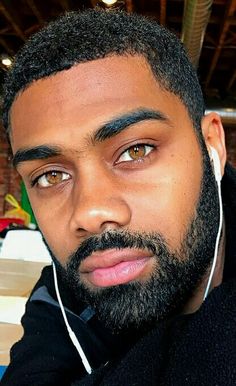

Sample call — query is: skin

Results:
[10,55,226,311]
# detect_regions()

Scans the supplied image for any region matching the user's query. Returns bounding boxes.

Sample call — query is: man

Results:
[1,9,236,386]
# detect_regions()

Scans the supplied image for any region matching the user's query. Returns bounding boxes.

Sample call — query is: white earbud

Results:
[209,145,222,182]
[203,145,223,300]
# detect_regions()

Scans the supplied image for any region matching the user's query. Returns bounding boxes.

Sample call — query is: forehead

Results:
[10,55,191,151]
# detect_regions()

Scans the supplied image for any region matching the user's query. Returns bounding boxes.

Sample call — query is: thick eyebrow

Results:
[12,145,61,169]
[93,108,169,142]
[12,108,169,169]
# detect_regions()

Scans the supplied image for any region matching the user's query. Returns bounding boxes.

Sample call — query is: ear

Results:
[201,112,227,177]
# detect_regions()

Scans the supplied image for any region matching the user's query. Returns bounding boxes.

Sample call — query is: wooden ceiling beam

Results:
[0,0,26,41]
[58,0,70,11]
[90,0,97,7]
[24,24,41,36]
[0,37,14,56]
[205,0,236,87]
[224,37,236,46]
[227,68,236,91]
[204,34,217,47]
[125,0,134,13]
[224,30,236,45]
[0,27,10,35]
[138,0,146,10]
[168,14,236,26]
[160,0,167,26]
[25,0,44,26]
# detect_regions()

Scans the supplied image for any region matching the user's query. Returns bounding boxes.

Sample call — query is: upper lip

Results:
[79,248,153,273]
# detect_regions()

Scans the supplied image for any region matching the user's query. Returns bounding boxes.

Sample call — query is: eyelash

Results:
[31,176,40,187]
[115,142,156,165]
[30,170,70,188]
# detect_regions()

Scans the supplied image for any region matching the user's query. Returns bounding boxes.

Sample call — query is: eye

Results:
[32,171,70,187]
[117,144,154,163]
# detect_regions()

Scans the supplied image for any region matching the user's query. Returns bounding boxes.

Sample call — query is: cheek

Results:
[28,195,73,263]
[124,157,202,249]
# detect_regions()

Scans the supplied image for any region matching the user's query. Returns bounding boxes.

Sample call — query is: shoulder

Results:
[163,279,236,385]
[73,280,236,386]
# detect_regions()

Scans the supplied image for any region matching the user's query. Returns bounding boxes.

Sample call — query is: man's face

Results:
[10,55,218,329]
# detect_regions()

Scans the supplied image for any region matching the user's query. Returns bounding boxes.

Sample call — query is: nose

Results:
[69,170,131,235]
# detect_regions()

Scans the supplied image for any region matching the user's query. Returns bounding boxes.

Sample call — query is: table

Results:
[0,259,48,366]
[0,323,23,366]
[0,258,47,297]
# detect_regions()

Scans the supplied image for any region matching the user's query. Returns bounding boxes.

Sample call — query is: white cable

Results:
[203,152,223,300]
[52,262,92,374]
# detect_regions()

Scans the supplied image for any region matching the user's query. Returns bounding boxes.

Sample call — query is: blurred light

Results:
[1,55,12,67]
[101,0,118,5]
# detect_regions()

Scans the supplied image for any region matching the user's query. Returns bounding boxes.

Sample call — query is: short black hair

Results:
[2,8,205,137]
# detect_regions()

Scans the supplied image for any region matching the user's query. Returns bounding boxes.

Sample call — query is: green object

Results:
[20,181,37,226]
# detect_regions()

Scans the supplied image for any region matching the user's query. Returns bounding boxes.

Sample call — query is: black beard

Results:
[50,146,219,332]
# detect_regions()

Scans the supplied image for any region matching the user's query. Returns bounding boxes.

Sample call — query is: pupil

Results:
[129,145,145,159]
[47,171,61,183]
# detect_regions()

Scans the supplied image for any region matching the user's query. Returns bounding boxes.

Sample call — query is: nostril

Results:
[100,221,121,233]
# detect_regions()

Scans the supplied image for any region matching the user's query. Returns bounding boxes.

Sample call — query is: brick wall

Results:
[0,123,235,216]
[0,125,21,215]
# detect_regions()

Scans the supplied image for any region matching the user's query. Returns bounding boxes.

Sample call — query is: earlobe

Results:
[201,112,227,176]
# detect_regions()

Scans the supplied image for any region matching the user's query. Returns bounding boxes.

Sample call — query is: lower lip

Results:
[85,257,151,287]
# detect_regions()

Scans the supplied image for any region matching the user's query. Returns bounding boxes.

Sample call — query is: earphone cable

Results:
[52,262,92,374]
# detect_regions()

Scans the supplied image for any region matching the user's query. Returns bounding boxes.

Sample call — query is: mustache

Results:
[66,229,169,271]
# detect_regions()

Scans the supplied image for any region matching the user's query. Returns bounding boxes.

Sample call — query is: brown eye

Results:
[117,144,154,163]
[128,145,146,160]
[45,171,63,185]
[35,171,70,187]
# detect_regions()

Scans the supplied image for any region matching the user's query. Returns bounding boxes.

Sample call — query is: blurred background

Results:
[0,0,235,215]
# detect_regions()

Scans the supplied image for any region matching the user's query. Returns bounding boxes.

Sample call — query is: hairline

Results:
[6,52,204,145]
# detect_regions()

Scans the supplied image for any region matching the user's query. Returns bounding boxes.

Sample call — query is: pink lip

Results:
[80,248,152,272]
[80,248,154,287]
